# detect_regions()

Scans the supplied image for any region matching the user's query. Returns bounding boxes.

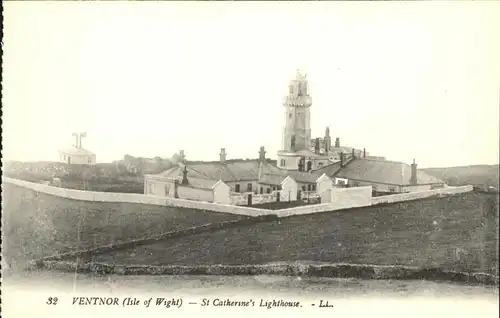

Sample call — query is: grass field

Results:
[2,183,247,267]
[92,191,499,275]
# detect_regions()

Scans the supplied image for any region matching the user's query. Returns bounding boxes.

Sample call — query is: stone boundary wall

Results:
[28,260,498,286]
[2,177,474,217]
[371,185,474,205]
[276,203,336,218]
[2,177,272,217]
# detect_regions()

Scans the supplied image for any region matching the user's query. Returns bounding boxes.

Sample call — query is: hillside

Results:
[2,183,247,268]
[422,165,499,188]
[3,180,498,278]
[92,191,499,275]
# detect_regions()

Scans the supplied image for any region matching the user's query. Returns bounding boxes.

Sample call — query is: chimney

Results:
[178,150,186,162]
[340,152,344,167]
[259,146,266,162]
[219,148,227,164]
[335,137,340,148]
[315,138,320,154]
[324,127,331,153]
[181,165,189,185]
[174,179,179,198]
[352,148,355,159]
[410,159,418,185]
[363,148,366,158]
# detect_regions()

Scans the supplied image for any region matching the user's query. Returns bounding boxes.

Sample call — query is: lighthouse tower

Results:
[282,70,312,152]
[277,70,315,171]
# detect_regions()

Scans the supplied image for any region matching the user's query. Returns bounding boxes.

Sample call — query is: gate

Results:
[276,191,281,202]
[297,190,301,201]
[247,193,252,206]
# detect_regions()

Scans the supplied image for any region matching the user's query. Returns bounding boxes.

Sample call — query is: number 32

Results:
[46,297,58,305]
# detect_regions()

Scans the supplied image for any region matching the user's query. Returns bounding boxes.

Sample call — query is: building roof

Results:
[60,147,95,156]
[333,158,444,186]
[311,161,343,176]
[182,177,221,190]
[258,174,286,186]
[154,155,442,187]
[286,170,322,183]
[156,159,276,182]
[154,158,322,185]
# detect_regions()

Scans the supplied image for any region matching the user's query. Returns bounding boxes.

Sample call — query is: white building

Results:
[59,147,96,165]
[144,166,231,204]
[59,132,96,165]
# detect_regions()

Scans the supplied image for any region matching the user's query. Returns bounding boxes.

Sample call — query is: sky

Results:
[3,2,500,168]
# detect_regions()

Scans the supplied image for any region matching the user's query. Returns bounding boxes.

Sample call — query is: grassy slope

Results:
[422,165,499,188]
[94,192,499,275]
[2,183,246,267]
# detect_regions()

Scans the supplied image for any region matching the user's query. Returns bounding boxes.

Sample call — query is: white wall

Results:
[400,184,444,193]
[225,180,260,194]
[275,203,336,218]
[59,153,96,165]
[3,177,473,219]
[281,176,298,202]
[371,185,473,205]
[145,178,176,197]
[177,186,213,202]
[320,188,332,203]
[3,177,272,216]
[277,153,301,170]
[316,174,333,198]
[338,179,444,194]
[213,182,230,204]
[329,186,373,210]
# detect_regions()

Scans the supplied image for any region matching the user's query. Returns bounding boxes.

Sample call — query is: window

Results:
[235,184,240,193]
[260,187,263,194]
[353,182,359,187]
[280,159,286,167]
[278,185,282,190]
[165,184,171,195]
[272,186,277,191]
[389,186,396,192]
[311,184,316,191]
[247,183,252,192]
[302,185,306,191]
[307,184,311,191]
[266,188,271,194]
[88,157,92,164]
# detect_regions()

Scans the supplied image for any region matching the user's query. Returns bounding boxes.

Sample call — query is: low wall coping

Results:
[2,177,475,217]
